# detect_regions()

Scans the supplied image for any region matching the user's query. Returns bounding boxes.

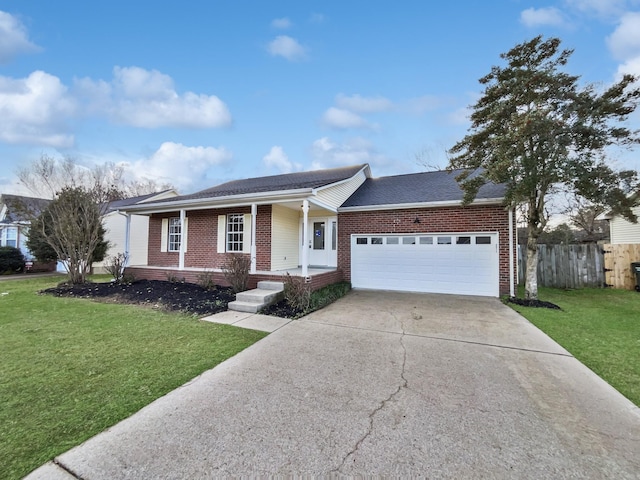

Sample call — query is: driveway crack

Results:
[333,317,408,473]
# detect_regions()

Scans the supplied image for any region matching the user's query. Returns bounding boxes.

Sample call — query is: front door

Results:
[302,217,337,267]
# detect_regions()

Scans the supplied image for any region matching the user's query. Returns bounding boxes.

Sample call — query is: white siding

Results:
[610,206,640,244]
[94,213,150,270]
[271,204,300,271]
[314,169,367,209]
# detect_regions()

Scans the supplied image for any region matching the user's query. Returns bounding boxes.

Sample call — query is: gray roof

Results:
[106,190,174,212]
[340,169,506,208]
[158,165,367,203]
[0,194,50,223]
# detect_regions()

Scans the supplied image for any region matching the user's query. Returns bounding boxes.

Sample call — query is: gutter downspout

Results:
[508,207,515,297]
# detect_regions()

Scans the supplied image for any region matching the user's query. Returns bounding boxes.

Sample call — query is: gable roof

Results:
[340,169,506,210]
[167,164,368,202]
[0,194,51,224]
[105,189,178,212]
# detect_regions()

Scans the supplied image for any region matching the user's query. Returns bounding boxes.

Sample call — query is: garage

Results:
[350,232,499,297]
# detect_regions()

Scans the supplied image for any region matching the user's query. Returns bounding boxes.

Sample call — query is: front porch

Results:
[125,265,344,292]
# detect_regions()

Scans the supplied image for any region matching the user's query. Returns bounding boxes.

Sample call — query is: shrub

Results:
[104,252,129,283]
[197,270,217,291]
[222,254,251,293]
[310,281,351,310]
[282,273,311,312]
[0,246,26,274]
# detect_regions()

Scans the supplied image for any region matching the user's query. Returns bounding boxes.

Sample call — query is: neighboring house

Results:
[602,194,640,244]
[0,194,50,261]
[122,164,516,297]
[92,190,179,273]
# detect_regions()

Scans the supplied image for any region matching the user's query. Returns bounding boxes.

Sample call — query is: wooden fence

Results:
[603,243,640,290]
[518,243,640,289]
[517,244,605,288]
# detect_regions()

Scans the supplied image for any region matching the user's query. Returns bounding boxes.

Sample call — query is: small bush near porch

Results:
[509,287,640,407]
[263,280,351,319]
[0,277,266,480]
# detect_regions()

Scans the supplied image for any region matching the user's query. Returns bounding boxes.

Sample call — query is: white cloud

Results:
[75,66,232,128]
[271,17,292,29]
[310,13,326,24]
[565,0,631,18]
[267,35,307,61]
[0,71,76,147]
[607,12,640,61]
[335,94,393,113]
[310,137,389,170]
[520,7,568,28]
[0,11,40,63]
[263,145,301,173]
[322,107,372,129]
[126,142,232,190]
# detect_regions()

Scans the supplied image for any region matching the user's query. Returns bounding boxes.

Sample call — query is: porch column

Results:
[250,203,257,274]
[124,213,131,267]
[178,209,186,270]
[301,199,309,277]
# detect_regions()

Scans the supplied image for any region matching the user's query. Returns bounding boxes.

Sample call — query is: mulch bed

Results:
[41,279,235,316]
[507,297,561,310]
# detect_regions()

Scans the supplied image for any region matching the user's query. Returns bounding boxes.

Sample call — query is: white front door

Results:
[301,217,337,267]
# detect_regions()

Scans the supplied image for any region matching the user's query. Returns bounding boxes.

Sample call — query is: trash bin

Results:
[632,262,640,292]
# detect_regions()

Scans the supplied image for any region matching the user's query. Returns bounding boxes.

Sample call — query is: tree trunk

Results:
[525,233,538,300]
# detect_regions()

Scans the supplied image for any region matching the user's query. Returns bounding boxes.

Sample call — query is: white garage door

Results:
[351,233,499,297]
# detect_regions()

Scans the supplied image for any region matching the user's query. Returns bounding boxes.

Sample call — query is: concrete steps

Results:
[228,281,285,313]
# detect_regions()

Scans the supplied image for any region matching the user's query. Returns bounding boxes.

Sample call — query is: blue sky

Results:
[2,0,640,196]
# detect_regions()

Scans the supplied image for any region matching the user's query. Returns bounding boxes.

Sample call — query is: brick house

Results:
[122,164,517,297]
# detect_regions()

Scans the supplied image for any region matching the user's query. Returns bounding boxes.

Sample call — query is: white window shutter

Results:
[242,213,252,254]
[160,218,168,252]
[183,217,188,253]
[217,215,226,253]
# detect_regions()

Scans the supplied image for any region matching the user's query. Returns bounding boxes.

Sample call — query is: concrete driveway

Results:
[29,291,640,478]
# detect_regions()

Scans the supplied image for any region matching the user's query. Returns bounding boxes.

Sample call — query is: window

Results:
[419,236,433,245]
[331,221,337,250]
[456,236,471,245]
[168,218,182,252]
[227,214,244,252]
[356,237,368,245]
[371,237,383,245]
[402,237,416,245]
[437,236,452,245]
[476,236,492,245]
[386,237,399,245]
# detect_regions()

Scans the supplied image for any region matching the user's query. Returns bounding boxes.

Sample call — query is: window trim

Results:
[168,217,182,252]
[226,214,244,252]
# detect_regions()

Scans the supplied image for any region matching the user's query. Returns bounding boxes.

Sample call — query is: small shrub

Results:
[0,246,25,274]
[310,281,351,310]
[283,273,311,312]
[104,252,129,283]
[121,272,136,284]
[166,272,179,283]
[197,270,217,291]
[222,254,251,293]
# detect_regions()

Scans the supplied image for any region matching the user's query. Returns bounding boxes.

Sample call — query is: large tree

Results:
[27,187,109,284]
[449,36,640,299]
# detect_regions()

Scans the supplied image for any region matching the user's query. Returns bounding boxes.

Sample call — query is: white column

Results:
[124,213,131,267]
[178,209,185,270]
[250,203,257,274]
[301,199,309,277]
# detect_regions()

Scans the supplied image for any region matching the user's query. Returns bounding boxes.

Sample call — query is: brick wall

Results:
[338,205,516,295]
[147,205,272,270]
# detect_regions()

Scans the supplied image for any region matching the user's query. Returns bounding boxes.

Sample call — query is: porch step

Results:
[228,283,285,314]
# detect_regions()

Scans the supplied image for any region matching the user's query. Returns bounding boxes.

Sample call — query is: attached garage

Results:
[350,232,499,296]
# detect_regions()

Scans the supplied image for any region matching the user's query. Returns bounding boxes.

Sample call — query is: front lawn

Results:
[509,287,640,407]
[0,277,267,480]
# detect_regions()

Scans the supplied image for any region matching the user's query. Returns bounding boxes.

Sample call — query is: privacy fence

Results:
[517,243,640,290]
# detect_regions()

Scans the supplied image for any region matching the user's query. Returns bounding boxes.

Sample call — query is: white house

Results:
[603,194,640,244]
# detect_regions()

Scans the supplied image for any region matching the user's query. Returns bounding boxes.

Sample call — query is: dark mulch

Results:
[261,299,304,319]
[507,296,561,310]
[41,279,235,315]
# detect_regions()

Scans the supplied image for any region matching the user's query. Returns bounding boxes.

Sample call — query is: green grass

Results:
[0,277,267,479]
[509,287,640,406]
